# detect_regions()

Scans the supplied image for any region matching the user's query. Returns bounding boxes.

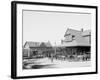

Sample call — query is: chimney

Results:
[81,28,83,32]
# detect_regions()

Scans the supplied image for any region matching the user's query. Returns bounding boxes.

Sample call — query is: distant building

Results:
[24,41,41,48]
[24,41,52,48]
[61,28,91,56]
[23,41,52,58]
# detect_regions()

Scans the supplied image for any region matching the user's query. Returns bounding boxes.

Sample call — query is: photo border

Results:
[11,1,98,79]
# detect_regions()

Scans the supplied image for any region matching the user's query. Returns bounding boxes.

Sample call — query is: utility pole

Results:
[55,42,56,54]
[89,32,91,44]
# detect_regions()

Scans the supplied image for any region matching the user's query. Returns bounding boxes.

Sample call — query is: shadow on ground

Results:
[23,64,55,69]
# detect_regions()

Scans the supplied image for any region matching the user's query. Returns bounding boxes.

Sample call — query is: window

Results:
[72,35,75,40]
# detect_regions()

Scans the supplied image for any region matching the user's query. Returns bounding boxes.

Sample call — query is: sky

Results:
[23,10,91,46]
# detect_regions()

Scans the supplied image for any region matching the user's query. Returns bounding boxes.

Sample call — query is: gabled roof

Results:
[64,28,81,37]
[44,42,52,47]
[82,30,91,36]
[24,41,52,48]
[24,41,40,48]
[75,34,90,46]
[40,42,52,47]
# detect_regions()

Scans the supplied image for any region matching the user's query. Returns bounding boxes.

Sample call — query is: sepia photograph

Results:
[11,1,97,79]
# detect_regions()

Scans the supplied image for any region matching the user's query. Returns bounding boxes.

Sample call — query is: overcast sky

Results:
[23,10,91,46]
